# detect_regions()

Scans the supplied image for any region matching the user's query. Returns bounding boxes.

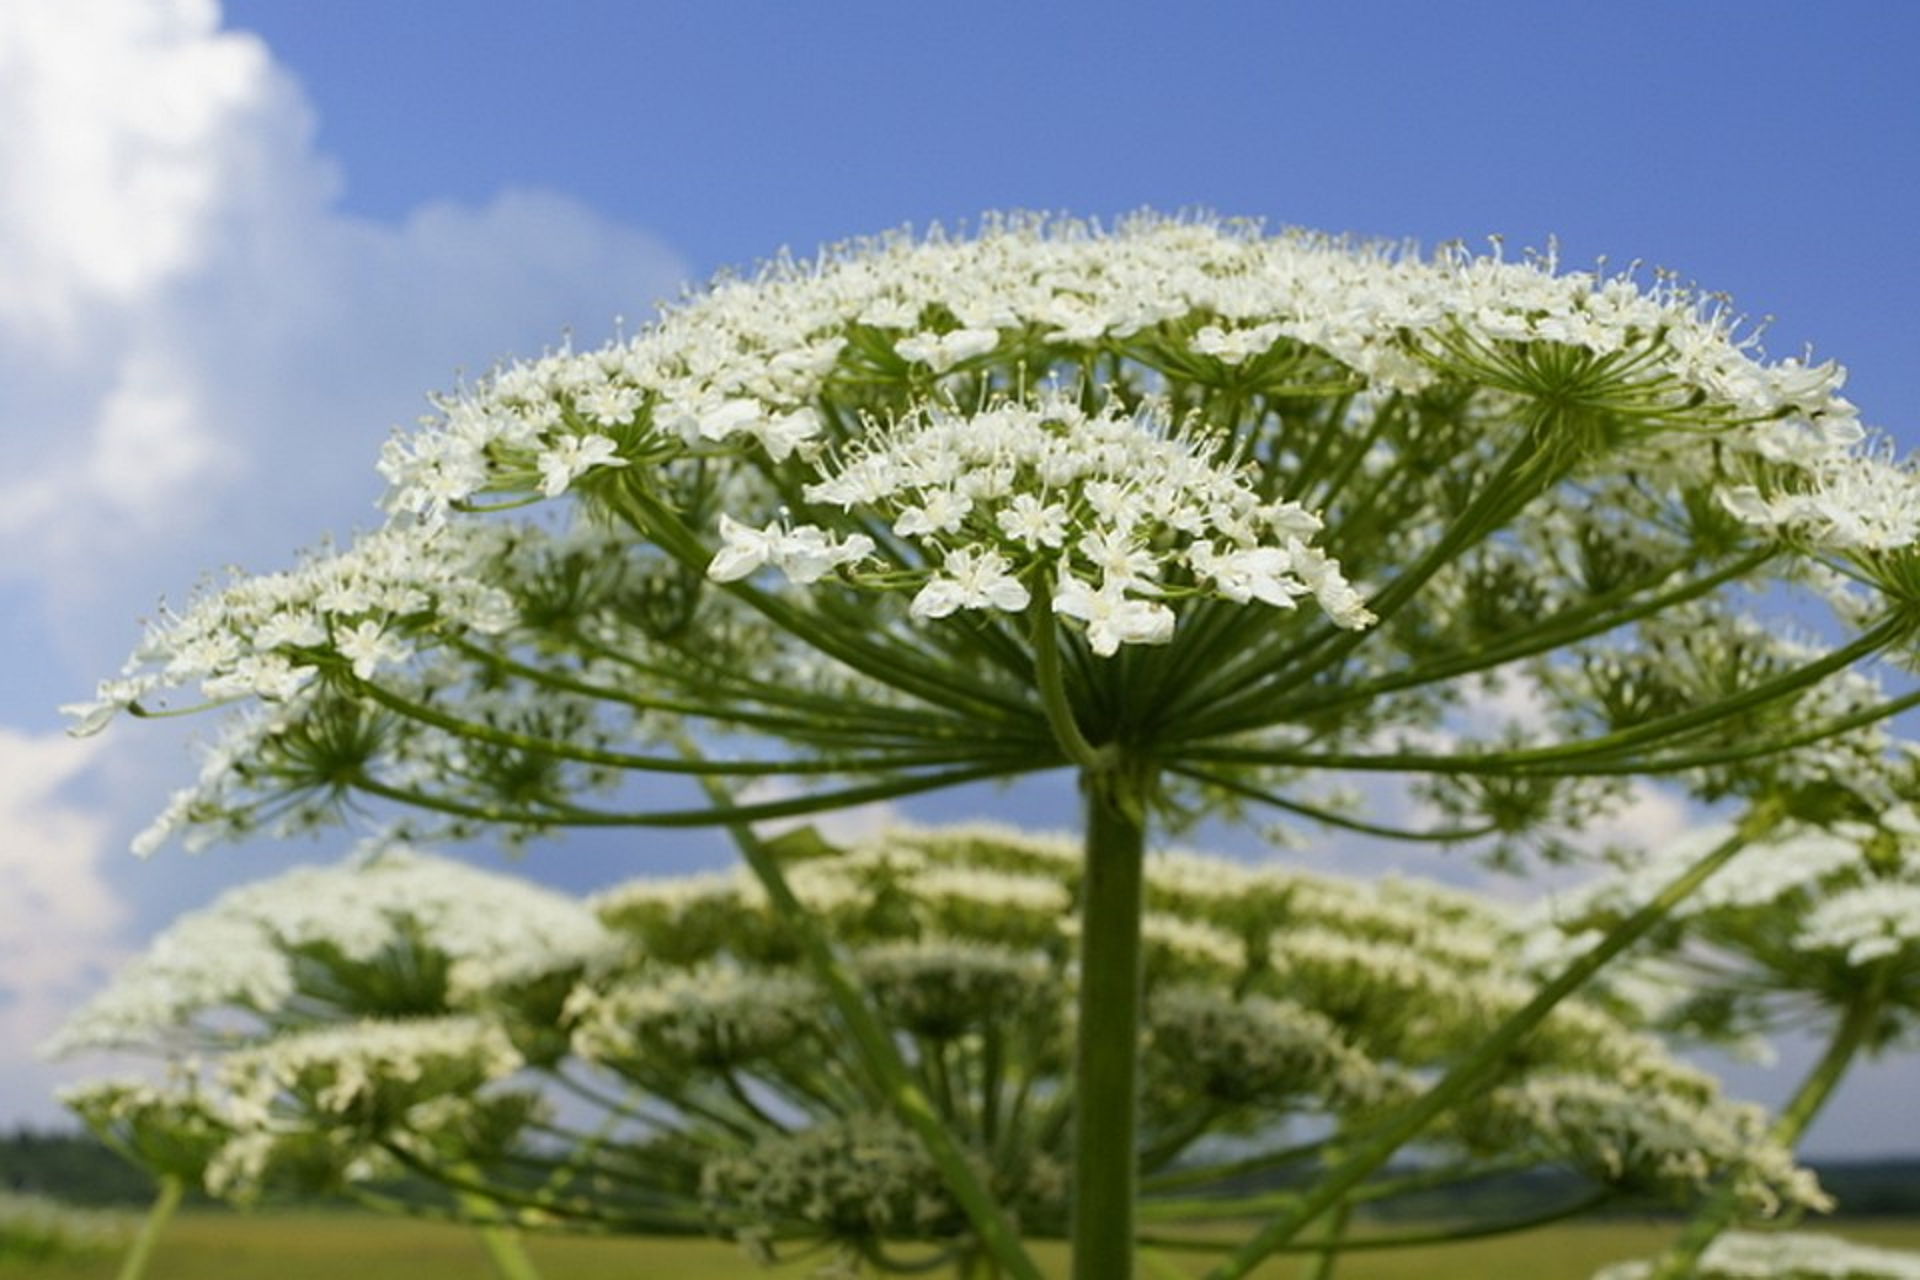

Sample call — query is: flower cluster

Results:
[54,822,1829,1248]
[64,522,520,736]
[218,1016,524,1134]
[697,1113,1059,1255]
[46,844,619,1058]
[1527,795,1920,1043]
[375,214,1864,530]
[1594,1231,1920,1280]
[62,212,1920,1279]
[719,394,1371,653]
[1474,1073,1824,1216]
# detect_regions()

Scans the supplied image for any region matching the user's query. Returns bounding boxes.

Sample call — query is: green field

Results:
[7,1212,1920,1280]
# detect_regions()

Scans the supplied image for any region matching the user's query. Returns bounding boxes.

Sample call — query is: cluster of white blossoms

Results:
[1143,983,1394,1112]
[45,845,619,1058]
[53,822,1828,1245]
[1720,433,1920,555]
[374,214,1863,529]
[711,394,1372,653]
[1594,1231,1920,1280]
[1478,1073,1825,1216]
[218,1016,524,1131]
[64,523,522,737]
[58,213,1920,1280]
[204,1016,533,1200]
[85,214,1871,740]
[1530,804,1920,981]
[568,966,822,1072]
[696,1111,1065,1258]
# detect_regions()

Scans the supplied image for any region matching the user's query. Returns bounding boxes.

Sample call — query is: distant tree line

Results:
[1,1129,184,1207]
[5,1126,1917,1219]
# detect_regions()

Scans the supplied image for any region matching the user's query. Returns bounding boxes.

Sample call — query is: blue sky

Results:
[2,0,1917,1156]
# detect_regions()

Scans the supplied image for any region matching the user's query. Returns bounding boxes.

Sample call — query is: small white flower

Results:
[334,620,409,680]
[910,547,1030,619]
[1288,540,1375,629]
[754,407,822,462]
[694,397,764,443]
[574,380,642,428]
[1076,525,1158,590]
[895,327,999,373]
[893,489,974,537]
[996,493,1069,549]
[61,677,152,737]
[708,514,786,583]
[254,611,327,651]
[776,526,875,584]
[1051,574,1174,656]
[536,432,625,498]
[1190,543,1307,607]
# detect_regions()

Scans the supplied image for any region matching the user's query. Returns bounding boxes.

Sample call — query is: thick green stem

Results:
[1647,960,1894,1280]
[1071,759,1152,1280]
[1202,807,1778,1280]
[115,1175,184,1280]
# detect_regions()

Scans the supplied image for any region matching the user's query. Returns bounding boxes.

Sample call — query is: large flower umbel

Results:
[75,213,1920,849]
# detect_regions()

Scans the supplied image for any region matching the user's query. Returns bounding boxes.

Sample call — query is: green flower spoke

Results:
[1181,616,1910,779]
[1232,548,1777,734]
[347,759,1038,829]
[1167,764,1499,843]
[114,1175,184,1280]
[355,676,1038,779]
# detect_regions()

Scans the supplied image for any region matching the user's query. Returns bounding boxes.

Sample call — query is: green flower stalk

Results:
[69,213,1920,1277]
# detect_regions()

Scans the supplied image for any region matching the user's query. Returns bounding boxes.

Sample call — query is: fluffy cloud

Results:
[0,0,687,1125]
[0,0,279,342]
[0,0,686,657]
[0,730,124,1121]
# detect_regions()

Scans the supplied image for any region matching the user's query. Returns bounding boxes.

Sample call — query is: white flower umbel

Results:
[1595,1231,1920,1280]
[781,394,1371,652]
[1473,1072,1825,1217]
[568,966,822,1074]
[60,821,1836,1266]
[1526,792,1920,1045]
[76,212,1920,873]
[219,1016,523,1132]
[1526,781,1920,1280]
[204,1016,529,1202]
[44,844,617,1057]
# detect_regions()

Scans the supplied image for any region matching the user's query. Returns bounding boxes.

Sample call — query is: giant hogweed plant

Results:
[54,830,1833,1278]
[70,214,1920,1278]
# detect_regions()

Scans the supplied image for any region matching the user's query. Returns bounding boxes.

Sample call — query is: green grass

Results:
[1,1211,1916,1279]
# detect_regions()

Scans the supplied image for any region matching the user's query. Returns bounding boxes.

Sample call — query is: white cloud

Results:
[0,0,281,342]
[0,729,127,1122]
[0,0,686,649]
